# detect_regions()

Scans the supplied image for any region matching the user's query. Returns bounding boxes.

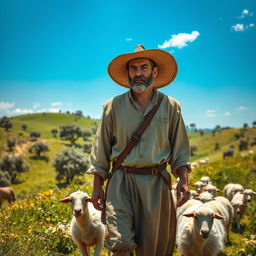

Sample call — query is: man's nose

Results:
[135,69,143,76]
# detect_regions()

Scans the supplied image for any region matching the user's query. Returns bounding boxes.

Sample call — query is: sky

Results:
[0,0,255,129]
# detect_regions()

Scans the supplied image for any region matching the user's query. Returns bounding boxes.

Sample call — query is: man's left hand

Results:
[176,166,190,207]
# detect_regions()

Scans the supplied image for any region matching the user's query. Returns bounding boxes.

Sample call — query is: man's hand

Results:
[89,174,105,211]
[176,166,190,207]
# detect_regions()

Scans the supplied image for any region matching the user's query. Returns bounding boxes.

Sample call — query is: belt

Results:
[119,162,167,175]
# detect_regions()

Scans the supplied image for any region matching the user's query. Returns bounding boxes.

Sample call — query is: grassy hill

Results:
[0,113,256,255]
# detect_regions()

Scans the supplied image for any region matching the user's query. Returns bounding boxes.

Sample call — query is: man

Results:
[87,45,191,256]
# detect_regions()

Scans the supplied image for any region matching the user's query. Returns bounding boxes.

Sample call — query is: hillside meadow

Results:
[0,113,256,255]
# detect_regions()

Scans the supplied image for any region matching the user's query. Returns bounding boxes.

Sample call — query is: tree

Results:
[239,140,249,151]
[59,124,83,144]
[21,124,27,131]
[83,130,92,141]
[7,138,16,152]
[0,116,13,131]
[199,129,204,137]
[51,128,58,137]
[0,170,11,187]
[53,148,89,184]
[190,123,196,132]
[30,131,41,139]
[0,155,29,183]
[214,143,220,151]
[252,121,256,128]
[74,110,83,120]
[28,141,50,158]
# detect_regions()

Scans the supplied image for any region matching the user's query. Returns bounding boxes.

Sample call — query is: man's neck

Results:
[131,87,155,111]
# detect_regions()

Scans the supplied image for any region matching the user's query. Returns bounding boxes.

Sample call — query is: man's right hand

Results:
[89,174,105,211]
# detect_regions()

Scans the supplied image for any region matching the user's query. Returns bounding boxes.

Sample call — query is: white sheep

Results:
[195,192,214,203]
[231,189,256,230]
[0,187,16,207]
[189,190,200,200]
[60,190,109,256]
[200,176,211,185]
[223,183,244,201]
[203,184,222,197]
[205,197,234,244]
[176,204,225,256]
[191,181,205,194]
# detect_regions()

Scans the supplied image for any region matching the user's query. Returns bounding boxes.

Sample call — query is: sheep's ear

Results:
[183,212,195,218]
[203,188,208,191]
[85,197,92,202]
[194,197,200,200]
[240,191,245,194]
[214,213,224,220]
[253,192,256,195]
[217,189,222,192]
[59,197,71,203]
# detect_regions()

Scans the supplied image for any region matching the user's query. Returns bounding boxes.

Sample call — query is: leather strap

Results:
[109,92,164,178]
[119,163,167,175]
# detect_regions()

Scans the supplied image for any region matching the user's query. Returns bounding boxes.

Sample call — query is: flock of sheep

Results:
[173,177,256,256]
[0,176,255,256]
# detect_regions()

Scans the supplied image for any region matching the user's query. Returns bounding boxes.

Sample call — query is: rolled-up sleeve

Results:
[168,103,191,177]
[86,101,114,180]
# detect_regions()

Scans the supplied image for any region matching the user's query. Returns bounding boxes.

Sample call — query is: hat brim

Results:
[107,49,178,88]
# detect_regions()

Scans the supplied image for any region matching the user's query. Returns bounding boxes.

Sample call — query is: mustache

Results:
[131,75,146,84]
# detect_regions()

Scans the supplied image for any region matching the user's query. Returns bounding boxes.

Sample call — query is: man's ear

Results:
[152,67,158,78]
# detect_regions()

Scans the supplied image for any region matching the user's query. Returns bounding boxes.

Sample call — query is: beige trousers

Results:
[105,169,174,256]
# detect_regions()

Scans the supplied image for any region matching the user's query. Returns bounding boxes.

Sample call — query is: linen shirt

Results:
[87,89,191,180]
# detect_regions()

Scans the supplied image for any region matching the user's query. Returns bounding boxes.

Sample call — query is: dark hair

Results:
[126,58,157,70]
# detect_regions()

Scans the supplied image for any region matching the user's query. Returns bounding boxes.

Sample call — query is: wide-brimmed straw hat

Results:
[107,44,178,88]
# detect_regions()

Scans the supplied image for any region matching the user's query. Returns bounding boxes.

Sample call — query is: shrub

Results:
[28,141,50,158]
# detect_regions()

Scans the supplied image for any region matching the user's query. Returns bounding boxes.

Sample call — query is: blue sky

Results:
[0,0,255,129]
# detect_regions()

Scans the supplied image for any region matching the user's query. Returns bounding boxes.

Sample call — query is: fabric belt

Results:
[119,162,167,176]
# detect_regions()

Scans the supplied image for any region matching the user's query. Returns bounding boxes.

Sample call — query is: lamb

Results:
[191,181,205,194]
[195,192,214,203]
[189,190,200,199]
[203,184,222,197]
[0,187,16,207]
[231,189,256,230]
[223,183,244,201]
[176,204,225,256]
[200,176,211,185]
[60,190,109,256]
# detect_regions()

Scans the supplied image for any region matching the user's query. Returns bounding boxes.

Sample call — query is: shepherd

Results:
[87,44,191,256]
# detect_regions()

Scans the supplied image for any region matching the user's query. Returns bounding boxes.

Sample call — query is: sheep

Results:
[195,192,214,203]
[223,183,244,201]
[189,190,200,200]
[176,204,225,256]
[205,197,234,244]
[231,189,256,230]
[191,181,205,194]
[177,199,203,221]
[0,187,16,207]
[203,184,222,197]
[198,159,209,166]
[200,176,211,185]
[60,190,109,256]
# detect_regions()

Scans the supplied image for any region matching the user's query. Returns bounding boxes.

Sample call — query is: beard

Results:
[129,73,154,94]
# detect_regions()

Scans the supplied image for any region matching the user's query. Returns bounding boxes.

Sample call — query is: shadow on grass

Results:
[29,155,49,162]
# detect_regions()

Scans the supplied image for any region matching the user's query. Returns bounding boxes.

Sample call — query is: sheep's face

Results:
[183,208,224,240]
[200,176,211,185]
[231,203,244,215]
[241,189,256,202]
[192,181,205,193]
[60,191,90,217]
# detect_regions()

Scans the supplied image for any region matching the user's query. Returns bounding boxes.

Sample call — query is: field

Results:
[0,113,256,256]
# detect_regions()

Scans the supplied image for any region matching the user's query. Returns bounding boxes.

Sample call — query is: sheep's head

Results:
[200,176,211,185]
[60,191,91,217]
[183,207,224,239]
[240,189,256,202]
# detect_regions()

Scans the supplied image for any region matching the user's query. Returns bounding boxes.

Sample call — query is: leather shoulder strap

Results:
[111,92,164,174]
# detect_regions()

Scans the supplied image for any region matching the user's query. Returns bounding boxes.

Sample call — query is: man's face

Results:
[127,58,158,94]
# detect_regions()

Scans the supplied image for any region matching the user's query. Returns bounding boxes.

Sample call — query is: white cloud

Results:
[224,112,230,116]
[126,38,133,42]
[205,109,216,118]
[231,24,245,31]
[8,108,33,114]
[247,23,255,28]
[237,106,247,111]
[48,108,61,113]
[237,9,253,19]
[158,31,200,49]
[51,102,62,107]
[0,102,15,110]
[33,103,40,109]
[36,109,47,113]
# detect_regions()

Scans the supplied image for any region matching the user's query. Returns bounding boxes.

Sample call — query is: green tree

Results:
[0,155,29,183]
[83,130,92,141]
[252,120,256,128]
[0,116,13,131]
[51,128,58,137]
[53,148,89,184]
[190,145,197,156]
[21,124,27,131]
[0,170,11,187]
[83,143,92,154]
[28,141,50,158]
[7,138,16,152]
[59,124,83,144]
[30,131,41,139]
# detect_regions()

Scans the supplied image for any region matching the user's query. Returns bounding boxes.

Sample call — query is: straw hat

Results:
[107,44,178,88]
